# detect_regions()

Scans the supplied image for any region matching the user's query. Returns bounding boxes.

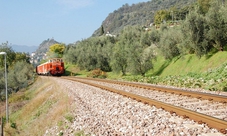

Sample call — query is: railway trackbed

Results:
[61,76,227,134]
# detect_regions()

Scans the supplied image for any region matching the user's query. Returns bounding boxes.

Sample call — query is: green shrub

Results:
[11,122,17,129]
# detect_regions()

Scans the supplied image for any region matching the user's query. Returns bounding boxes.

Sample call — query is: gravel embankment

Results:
[44,77,226,136]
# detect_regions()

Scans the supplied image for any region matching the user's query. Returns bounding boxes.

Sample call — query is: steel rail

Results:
[62,77,227,134]
[65,77,227,103]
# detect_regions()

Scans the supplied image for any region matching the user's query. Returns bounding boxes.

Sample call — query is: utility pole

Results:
[0,52,8,123]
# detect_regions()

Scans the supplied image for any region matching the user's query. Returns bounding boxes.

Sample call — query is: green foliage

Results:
[150,28,161,46]
[64,114,74,123]
[154,10,171,24]
[158,27,181,59]
[48,43,66,58]
[127,42,155,76]
[0,43,34,101]
[65,37,113,72]
[62,0,227,93]
[11,122,17,129]
[0,42,16,67]
[15,52,30,63]
[197,0,211,14]
[180,9,210,57]
[111,41,128,75]
[63,45,78,64]
[124,61,227,92]
[92,0,196,36]
[59,131,63,136]
[205,0,227,50]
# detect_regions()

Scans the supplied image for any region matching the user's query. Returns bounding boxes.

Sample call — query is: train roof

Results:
[37,58,63,67]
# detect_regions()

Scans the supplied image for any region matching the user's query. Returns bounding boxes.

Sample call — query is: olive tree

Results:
[180,9,210,57]
[158,27,181,59]
[205,1,227,51]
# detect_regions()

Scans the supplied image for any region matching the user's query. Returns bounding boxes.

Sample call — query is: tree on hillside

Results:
[8,61,34,92]
[100,25,105,36]
[95,38,112,72]
[76,39,97,71]
[150,28,161,46]
[0,42,34,101]
[15,52,30,63]
[197,0,211,14]
[154,10,171,24]
[111,40,128,76]
[158,27,181,59]
[0,42,16,67]
[118,26,156,76]
[180,9,210,57]
[48,43,66,58]
[127,41,155,76]
[63,45,77,64]
[111,26,141,75]
[205,1,227,51]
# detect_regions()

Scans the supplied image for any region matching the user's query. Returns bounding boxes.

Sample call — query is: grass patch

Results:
[3,77,73,136]
[64,114,74,123]
[151,51,227,76]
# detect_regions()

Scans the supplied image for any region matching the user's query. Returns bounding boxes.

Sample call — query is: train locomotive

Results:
[36,58,65,76]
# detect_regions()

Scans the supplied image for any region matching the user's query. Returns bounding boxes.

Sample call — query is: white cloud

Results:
[56,0,94,9]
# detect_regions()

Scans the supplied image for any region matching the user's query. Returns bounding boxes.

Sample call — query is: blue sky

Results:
[0,0,149,46]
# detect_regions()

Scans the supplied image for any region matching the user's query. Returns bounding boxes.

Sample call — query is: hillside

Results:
[35,38,59,54]
[125,50,227,92]
[1,77,72,135]
[30,38,59,66]
[92,0,196,36]
[150,51,227,77]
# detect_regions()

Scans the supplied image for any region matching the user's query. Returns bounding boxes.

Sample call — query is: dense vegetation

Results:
[64,0,227,91]
[92,0,196,36]
[0,42,34,101]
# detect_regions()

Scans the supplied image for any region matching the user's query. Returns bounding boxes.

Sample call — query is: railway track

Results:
[61,76,227,134]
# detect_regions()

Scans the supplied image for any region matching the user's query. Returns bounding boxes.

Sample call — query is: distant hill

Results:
[30,38,59,66]
[11,45,38,54]
[35,38,59,54]
[92,0,196,36]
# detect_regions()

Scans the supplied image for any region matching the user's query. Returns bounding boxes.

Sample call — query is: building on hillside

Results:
[106,31,116,37]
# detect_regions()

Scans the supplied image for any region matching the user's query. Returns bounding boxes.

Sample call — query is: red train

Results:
[36,58,65,76]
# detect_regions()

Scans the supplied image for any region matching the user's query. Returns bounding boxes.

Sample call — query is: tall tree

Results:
[0,42,16,67]
[180,9,210,57]
[100,25,105,36]
[205,1,227,51]
[154,10,171,24]
[150,28,161,46]
[111,40,128,75]
[48,43,66,58]
[127,41,155,76]
[158,27,181,59]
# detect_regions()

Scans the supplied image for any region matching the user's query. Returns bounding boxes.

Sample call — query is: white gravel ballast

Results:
[44,78,226,136]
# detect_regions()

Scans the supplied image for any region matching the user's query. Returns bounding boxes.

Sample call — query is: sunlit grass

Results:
[149,51,227,76]
[4,77,73,136]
